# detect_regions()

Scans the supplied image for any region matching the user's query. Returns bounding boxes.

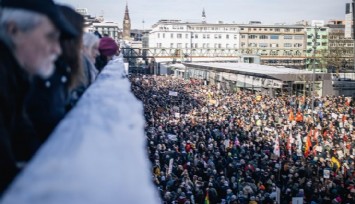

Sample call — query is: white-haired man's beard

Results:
[36,54,58,79]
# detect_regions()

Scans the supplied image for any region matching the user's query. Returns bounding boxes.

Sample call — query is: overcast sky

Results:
[56,0,350,29]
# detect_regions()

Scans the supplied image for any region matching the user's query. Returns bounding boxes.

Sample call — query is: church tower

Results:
[123,3,131,41]
[202,8,206,23]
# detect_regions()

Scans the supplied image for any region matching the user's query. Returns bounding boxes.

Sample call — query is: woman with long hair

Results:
[25,5,85,144]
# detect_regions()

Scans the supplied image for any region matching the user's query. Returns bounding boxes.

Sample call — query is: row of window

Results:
[96,31,118,38]
[95,27,119,31]
[156,43,239,49]
[188,27,238,31]
[158,26,319,33]
[241,28,303,32]
[156,33,306,40]
[306,28,327,32]
[155,43,306,50]
[263,60,304,64]
[329,43,354,47]
[156,33,239,39]
[241,42,303,48]
[242,34,304,40]
[159,26,239,31]
[241,50,303,56]
[307,35,328,39]
[306,42,328,46]
[154,44,304,56]
[329,35,352,40]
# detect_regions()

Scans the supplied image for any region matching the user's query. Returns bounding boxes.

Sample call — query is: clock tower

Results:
[123,3,131,41]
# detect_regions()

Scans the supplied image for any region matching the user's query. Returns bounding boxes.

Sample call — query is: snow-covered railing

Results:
[1,56,160,204]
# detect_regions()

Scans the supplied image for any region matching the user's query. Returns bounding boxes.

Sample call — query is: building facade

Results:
[305,25,329,71]
[327,23,354,73]
[149,20,240,50]
[238,24,306,68]
[148,20,306,67]
[91,22,121,41]
[75,8,103,32]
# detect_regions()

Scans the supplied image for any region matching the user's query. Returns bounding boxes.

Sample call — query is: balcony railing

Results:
[0,56,160,204]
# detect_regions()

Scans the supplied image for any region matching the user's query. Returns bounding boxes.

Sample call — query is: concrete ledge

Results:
[1,56,160,204]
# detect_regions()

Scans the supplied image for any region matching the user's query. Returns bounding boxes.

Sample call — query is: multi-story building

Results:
[91,22,121,41]
[75,8,103,32]
[148,20,306,67]
[305,21,329,71]
[149,19,240,50]
[76,8,121,41]
[238,23,306,68]
[327,23,354,72]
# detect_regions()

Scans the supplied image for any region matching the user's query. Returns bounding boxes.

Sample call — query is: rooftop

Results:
[153,20,305,28]
[186,62,312,75]
[182,62,330,81]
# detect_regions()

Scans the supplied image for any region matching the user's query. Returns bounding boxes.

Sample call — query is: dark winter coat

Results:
[25,60,71,143]
[0,40,39,194]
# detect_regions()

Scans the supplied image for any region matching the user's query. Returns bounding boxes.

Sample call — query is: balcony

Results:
[0,56,160,204]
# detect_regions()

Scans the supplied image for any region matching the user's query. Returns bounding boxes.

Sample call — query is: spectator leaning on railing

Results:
[95,36,119,72]
[82,32,100,82]
[0,0,77,194]
[25,5,85,144]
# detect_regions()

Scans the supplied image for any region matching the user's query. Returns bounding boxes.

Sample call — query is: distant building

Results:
[75,8,102,32]
[75,8,121,41]
[305,24,329,71]
[92,22,121,41]
[123,3,131,41]
[345,2,354,38]
[149,19,241,50]
[296,20,309,26]
[326,22,354,72]
[238,24,306,68]
[149,20,306,68]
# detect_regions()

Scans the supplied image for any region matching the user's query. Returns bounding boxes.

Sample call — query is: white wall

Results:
[149,23,240,49]
[1,56,160,204]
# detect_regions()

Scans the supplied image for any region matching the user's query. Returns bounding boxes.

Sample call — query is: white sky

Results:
[56,0,351,29]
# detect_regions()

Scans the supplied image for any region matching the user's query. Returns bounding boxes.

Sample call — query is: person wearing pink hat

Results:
[95,37,119,72]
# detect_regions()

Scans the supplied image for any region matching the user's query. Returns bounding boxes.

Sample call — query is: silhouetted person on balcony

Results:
[25,5,85,144]
[95,37,119,72]
[82,32,100,82]
[0,0,77,194]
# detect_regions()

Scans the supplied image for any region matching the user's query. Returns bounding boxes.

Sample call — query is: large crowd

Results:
[1,1,355,203]
[131,75,355,204]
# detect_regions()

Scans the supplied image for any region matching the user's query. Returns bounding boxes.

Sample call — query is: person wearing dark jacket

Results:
[26,5,85,143]
[0,0,77,194]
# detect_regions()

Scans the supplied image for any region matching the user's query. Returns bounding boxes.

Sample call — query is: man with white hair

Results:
[0,0,77,194]
[82,32,100,82]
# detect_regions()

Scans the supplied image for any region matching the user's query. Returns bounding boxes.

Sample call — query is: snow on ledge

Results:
[1,56,160,204]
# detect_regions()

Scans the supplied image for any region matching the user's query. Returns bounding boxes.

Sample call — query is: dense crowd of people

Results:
[131,75,355,204]
[1,1,355,203]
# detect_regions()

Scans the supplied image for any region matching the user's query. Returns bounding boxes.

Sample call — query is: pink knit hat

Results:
[99,37,118,57]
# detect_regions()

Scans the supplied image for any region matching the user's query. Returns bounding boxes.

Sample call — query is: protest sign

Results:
[292,197,303,204]
[169,91,178,96]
